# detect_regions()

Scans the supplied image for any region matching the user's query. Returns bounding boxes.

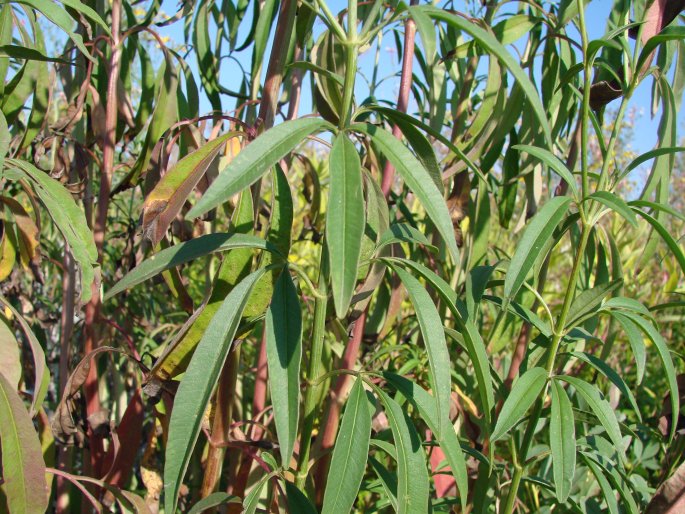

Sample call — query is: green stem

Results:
[296,249,329,488]
[501,225,590,514]
[577,0,591,200]
[339,0,358,129]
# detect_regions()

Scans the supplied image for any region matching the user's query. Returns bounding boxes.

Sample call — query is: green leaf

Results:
[0,44,69,62]
[284,481,318,514]
[621,146,685,179]
[580,453,620,514]
[322,378,372,514]
[187,118,331,218]
[513,145,578,198]
[376,223,435,252]
[565,352,640,420]
[326,134,365,317]
[382,257,495,425]
[164,267,269,514]
[187,493,240,514]
[105,233,276,300]
[631,207,685,277]
[265,271,302,466]
[587,191,638,227]
[383,372,469,511]
[374,388,430,514]
[393,266,452,435]
[423,6,552,148]
[637,26,685,71]
[612,311,679,441]
[491,367,547,442]
[556,376,625,460]
[565,279,623,328]
[0,295,49,416]
[0,373,49,514]
[7,160,98,304]
[13,0,98,61]
[611,312,646,384]
[353,123,459,262]
[142,132,242,246]
[243,471,278,514]
[550,379,575,503]
[504,196,572,300]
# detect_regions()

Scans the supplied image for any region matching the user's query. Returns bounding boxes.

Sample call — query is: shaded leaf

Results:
[322,378,372,514]
[491,367,547,442]
[550,378,575,502]
[0,372,49,514]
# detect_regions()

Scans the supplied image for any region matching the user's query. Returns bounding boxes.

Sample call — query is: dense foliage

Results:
[1,0,685,512]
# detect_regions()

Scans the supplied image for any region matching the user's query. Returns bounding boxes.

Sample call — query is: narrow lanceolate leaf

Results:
[0,373,49,514]
[326,134,365,318]
[556,376,625,461]
[243,471,278,514]
[187,493,240,514]
[421,6,552,148]
[631,208,685,277]
[611,312,646,384]
[513,145,579,198]
[565,279,623,329]
[382,257,495,425]
[164,268,269,514]
[613,311,679,442]
[322,378,372,514]
[504,196,572,300]
[550,379,575,503]
[491,367,547,442]
[353,123,459,262]
[265,271,302,466]
[383,372,469,511]
[0,295,49,416]
[143,132,242,246]
[587,191,638,227]
[393,266,452,435]
[105,234,276,299]
[375,388,430,514]
[7,160,97,303]
[187,118,332,218]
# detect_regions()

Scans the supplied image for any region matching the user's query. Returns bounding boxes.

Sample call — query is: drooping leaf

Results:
[513,144,579,198]
[164,267,269,514]
[393,266,452,435]
[187,118,331,218]
[550,378,576,503]
[611,312,647,384]
[187,493,240,514]
[376,223,434,252]
[382,257,495,425]
[383,372,469,510]
[504,196,573,301]
[556,376,625,460]
[105,233,276,299]
[321,378,372,514]
[565,279,623,328]
[353,123,459,262]
[0,373,49,514]
[326,134,365,318]
[265,270,302,466]
[374,388,430,514]
[565,352,640,420]
[491,367,547,442]
[587,191,638,227]
[142,132,242,245]
[0,294,49,416]
[7,160,98,303]
[611,311,679,441]
[243,471,278,514]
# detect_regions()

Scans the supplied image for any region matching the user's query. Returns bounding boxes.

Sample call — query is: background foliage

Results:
[1,0,685,512]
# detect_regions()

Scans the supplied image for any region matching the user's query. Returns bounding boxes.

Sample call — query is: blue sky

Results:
[151,0,681,156]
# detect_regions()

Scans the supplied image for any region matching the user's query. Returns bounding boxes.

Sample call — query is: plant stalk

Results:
[296,254,329,488]
[501,225,590,513]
